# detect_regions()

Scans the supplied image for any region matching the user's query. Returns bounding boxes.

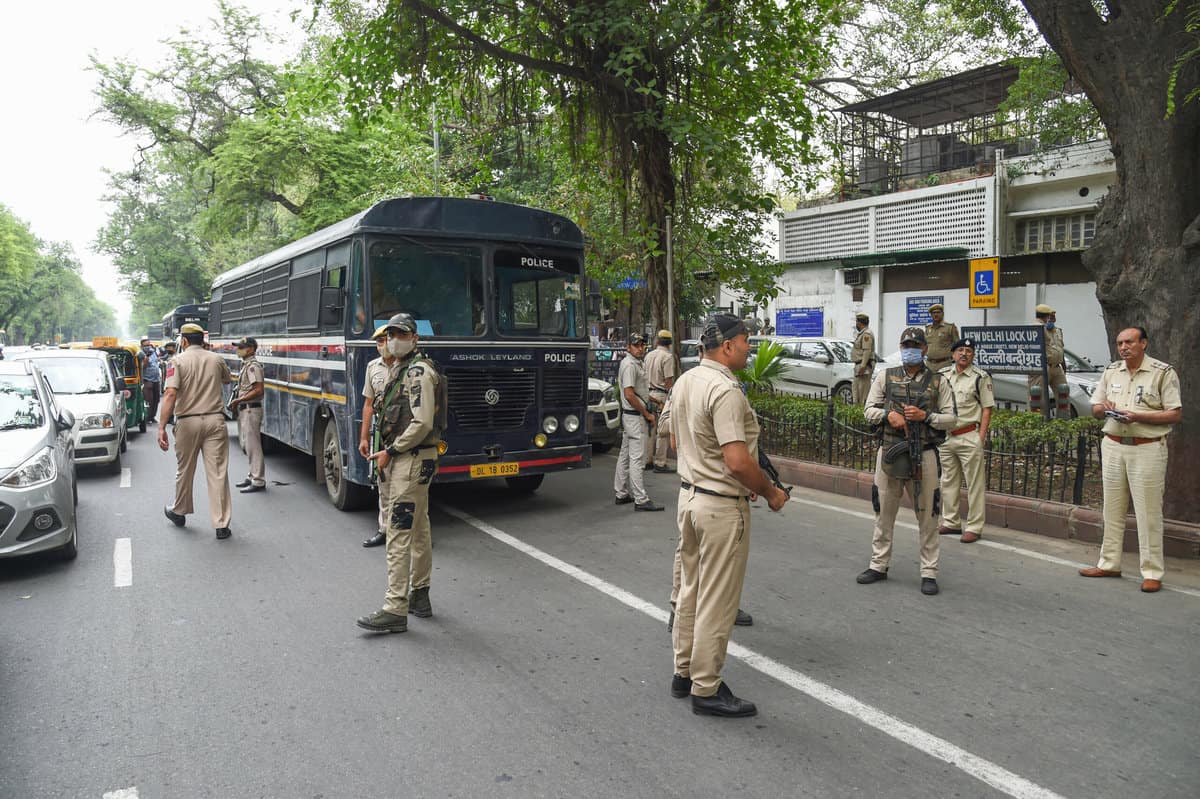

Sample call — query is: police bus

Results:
[161,304,210,341]
[207,196,593,509]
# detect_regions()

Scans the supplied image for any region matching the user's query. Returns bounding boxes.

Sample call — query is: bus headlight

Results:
[542,416,558,434]
[436,440,448,455]
[534,433,548,448]
[563,414,580,433]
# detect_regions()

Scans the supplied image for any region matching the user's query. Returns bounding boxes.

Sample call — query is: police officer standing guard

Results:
[937,338,994,543]
[1028,304,1067,411]
[668,314,788,718]
[1080,327,1182,593]
[850,313,876,404]
[357,314,444,633]
[924,303,959,373]
[857,327,958,595]
[231,336,266,493]
[613,332,663,511]
[159,323,235,539]
[359,324,399,548]
[643,329,677,473]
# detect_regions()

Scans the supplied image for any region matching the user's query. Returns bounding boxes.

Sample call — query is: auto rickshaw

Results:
[89,337,148,433]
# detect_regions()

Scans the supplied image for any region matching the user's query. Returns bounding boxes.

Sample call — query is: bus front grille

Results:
[447,369,536,431]
[543,370,584,406]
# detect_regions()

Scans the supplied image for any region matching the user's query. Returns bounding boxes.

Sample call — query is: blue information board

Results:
[906,295,944,325]
[775,307,824,337]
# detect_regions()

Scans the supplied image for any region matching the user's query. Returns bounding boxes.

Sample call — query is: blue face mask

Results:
[900,348,924,365]
[1045,322,1055,330]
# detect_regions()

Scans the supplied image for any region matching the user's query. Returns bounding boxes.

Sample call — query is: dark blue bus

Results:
[161,304,210,341]
[207,196,593,509]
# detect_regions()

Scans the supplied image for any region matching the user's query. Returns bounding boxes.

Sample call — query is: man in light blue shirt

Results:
[140,337,162,422]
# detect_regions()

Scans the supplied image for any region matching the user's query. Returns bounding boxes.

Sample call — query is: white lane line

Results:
[120,468,131,488]
[113,538,132,588]
[103,788,139,799]
[787,496,1200,598]
[441,503,1067,799]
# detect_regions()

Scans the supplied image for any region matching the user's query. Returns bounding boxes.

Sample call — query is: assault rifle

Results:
[758,449,791,498]
[881,380,926,513]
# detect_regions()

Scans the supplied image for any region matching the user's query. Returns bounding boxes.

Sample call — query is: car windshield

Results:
[26,357,112,394]
[0,374,46,430]
[1064,349,1099,371]
[494,249,585,339]
[825,341,853,362]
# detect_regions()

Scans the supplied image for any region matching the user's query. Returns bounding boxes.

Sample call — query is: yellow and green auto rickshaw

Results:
[90,338,149,433]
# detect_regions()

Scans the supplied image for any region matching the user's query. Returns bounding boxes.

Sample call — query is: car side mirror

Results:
[58,409,75,430]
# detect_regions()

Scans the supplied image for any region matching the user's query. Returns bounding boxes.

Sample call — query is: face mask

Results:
[900,348,924,365]
[1045,322,1055,330]
[387,338,415,358]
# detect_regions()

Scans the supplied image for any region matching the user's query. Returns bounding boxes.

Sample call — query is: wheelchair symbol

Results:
[975,271,994,295]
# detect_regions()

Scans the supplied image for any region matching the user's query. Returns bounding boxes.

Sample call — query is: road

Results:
[2,422,1199,798]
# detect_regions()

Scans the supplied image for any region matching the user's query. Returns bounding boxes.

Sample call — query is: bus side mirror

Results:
[319,286,345,327]
[586,278,602,318]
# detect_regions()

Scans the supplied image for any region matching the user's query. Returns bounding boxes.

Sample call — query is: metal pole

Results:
[665,214,674,338]
[432,103,440,194]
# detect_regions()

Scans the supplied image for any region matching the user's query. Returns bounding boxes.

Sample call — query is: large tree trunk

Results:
[1022,0,1200,522]
[637,119,677,342]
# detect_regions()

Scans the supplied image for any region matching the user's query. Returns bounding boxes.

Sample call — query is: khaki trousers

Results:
[171,414,231,528]
[381,448,437,615]
[646,390,671,467]
[1028,366,1068,408]
[852,373,872,405]
[672,488,751,697]
[614,413,649,504]
[1097,437,1167,580]
[236,406,266,486]
[939,430,985,534]
[870,447,940,578]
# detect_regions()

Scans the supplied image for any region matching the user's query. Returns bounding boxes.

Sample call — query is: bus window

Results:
[350,240,366,335]
[369,240,483,337]
[494,251,584,339]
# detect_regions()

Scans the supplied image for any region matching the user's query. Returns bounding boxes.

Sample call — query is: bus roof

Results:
[211,196,584,291]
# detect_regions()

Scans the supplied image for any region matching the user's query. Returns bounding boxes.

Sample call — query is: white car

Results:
[755,337,858,403]
[13,350,128,473]
[587,377,621,452]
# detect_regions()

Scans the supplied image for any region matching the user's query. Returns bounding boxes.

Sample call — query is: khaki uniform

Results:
[1091,357,1182,580]
[378,352,441,616]
[643,345,676,467]
[864,366,958,578]
[924,321,959,372]
[850,327,877,404]
[667,360,758,698]
[938,364,995,535]
[1028,326,1067,407]
[614,353,651,503]
[164,345,234,528]
[236,355,266,488]
[363,355,402,533]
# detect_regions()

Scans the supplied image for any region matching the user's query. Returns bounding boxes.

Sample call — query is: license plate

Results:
[469,462,520,478]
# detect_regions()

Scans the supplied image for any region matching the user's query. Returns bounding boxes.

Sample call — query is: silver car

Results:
[754,337,858,403]
[13,349,128,473]
[587,377,621,452]
[0,360,78,560]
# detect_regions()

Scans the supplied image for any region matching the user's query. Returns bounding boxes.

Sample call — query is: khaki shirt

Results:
[164,345,233,416]
[863,366,958,431]
[665,359,759,497]
[939,364,995,426]
[1092,356,1182,438]
[617,352,649,411]
[851,327,876,374]
[1044,326,1065,368]
[236,356,263,397]
[924,322,959,362]
[644,346,676,393]
[385,355,442,453]
[363,355,401,408]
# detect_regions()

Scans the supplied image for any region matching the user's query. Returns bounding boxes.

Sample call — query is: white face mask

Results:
[387,338,415,358]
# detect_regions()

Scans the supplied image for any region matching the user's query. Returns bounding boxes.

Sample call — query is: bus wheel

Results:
[505,474,545,493]
[321,420,372,511]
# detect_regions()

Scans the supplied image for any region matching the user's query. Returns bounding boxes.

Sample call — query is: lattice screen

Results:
[781,208,870,263]
[874,186,989,256]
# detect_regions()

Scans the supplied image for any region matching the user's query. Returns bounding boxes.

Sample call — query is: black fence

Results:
[758,400,1104,507]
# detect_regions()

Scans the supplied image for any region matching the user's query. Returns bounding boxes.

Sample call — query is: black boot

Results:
[409,586,433,618]
[691,682,757,717]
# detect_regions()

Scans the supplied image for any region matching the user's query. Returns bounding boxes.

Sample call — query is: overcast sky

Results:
[0,0,302,333]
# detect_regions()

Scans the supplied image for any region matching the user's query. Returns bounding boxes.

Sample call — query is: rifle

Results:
[758,449,791,498]
[904,381,924,514]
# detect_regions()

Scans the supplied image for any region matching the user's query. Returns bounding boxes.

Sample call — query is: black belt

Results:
[239,402,262,409]
[649,386,668,393]
[681,481,746,500]
[621,409,643,415]
[177,412,222,419]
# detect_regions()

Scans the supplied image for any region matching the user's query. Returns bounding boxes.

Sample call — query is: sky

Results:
[0,0,303,334]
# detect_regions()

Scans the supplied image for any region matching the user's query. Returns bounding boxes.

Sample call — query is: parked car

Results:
[872,348,1098,416]
[587,376,621,453]
[750,337,858,402]
[680,339,701,372]
[0,360,78,560]
[12,349,128,473]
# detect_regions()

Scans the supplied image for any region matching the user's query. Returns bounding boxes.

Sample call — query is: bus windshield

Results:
[494,249,584,339]
[369,239,485,337]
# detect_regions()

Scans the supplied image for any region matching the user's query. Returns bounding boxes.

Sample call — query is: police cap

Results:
[235,336,257,349]
[899,327,927,345]
[700,314,748,350]
[1034,303,1055,315]
[855,312,869,322]
[627,332,647,347]
[951,337,975,351]
[180,323,205,335]
[656,329,673,340]
[928,303,944,313]
[385,313,417,334]
[371,323,390,340]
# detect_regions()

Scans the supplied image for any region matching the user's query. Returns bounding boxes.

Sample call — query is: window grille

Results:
[1014,212,1096,253]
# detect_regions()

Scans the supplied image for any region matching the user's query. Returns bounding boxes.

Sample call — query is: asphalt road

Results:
[2,422,1199,798]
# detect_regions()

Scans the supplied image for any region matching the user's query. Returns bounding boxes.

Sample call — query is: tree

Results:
[0,204,40,330]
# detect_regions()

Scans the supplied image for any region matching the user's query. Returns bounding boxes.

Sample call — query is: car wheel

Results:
[56,519,78,562]
[72,476,78,507]
[105,450,122,476]
[506,474,545,493]
[139,419,147,433]
[119,433,127,453]
[591,441,613,454]
[834,382,854,404]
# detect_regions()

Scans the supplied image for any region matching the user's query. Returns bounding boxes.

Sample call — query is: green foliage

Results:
[736,340,788,393]
[998,51,1104,146]
[1166,0,1200,117]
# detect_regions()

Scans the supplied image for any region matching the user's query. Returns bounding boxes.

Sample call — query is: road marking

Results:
[787,496,1200,598]
[103,788,138,799]
[120,468,131,488]
[113,538,132,588]
[441,504,1068,799]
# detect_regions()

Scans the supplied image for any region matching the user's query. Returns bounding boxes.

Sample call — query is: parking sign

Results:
[969,257,999,308]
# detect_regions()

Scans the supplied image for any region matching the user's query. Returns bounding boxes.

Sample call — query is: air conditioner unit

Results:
[843,268,869,287]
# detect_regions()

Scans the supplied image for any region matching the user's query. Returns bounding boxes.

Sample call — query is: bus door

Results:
[321,242,352,411]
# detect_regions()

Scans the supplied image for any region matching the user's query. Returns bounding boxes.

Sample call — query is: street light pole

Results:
[665,213,674,338]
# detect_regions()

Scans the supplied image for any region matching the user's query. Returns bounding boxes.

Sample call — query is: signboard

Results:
[969,257,999,308]
[92,336,119,348]
[960,325,1045,373]
[775,307,824,337]
[906,295,944,325]
[616,277,646,290]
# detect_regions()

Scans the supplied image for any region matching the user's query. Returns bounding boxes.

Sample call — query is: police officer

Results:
[667,314,787,717]
[613,332,663,511]
[161,340,177,362]
[140,336,162,421]
[1028,304,1067,412]
[357,313,444,633]
[857,327,958,595]
[231,336,266,493]
[159,323,235,539]
[1080,326,1182,593]
[643,329,677,473]
[937,338,994,543]
[850,312,876,404]
[359,324,399,548]
[924,303,959,373]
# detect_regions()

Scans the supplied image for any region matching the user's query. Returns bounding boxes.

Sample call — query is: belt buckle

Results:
[1120,436,1135,445]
